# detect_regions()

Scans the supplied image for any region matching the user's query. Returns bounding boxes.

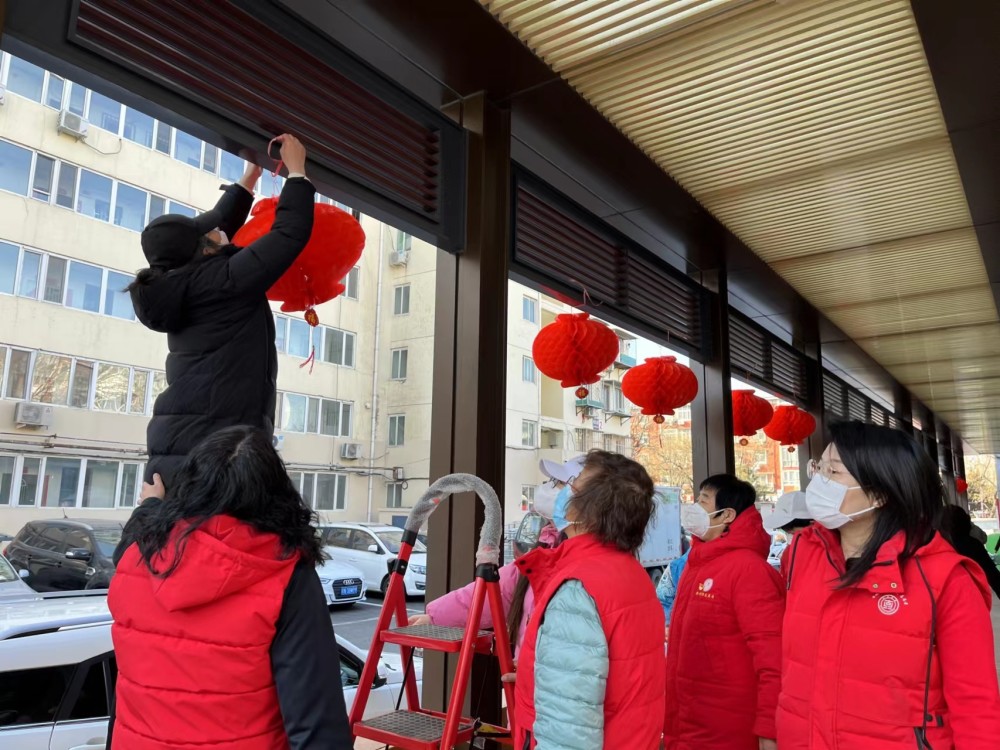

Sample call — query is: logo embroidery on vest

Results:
[696,578,716,599]
[877,594,900,615]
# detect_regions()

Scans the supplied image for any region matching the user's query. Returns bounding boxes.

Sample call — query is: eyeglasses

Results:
[808,459,855,484]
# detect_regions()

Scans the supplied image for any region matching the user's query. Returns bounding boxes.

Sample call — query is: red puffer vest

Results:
[664,507,785,749]
[108,516,299,750]
[514,533,666,750]
[779,524,1000,749]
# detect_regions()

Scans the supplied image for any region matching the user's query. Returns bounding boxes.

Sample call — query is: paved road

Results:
[330,595,426,649]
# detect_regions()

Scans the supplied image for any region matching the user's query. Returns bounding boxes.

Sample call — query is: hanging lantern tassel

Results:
[621,356,699,424]
[763,406,816,452]
[532,313,620,398]
[297,307,319,374]
[955,477,968,494]
[732,389,774,446]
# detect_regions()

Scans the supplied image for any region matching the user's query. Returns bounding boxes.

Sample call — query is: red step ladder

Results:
[349,474,517,749]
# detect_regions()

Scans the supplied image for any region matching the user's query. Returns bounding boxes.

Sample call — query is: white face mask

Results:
[533,482,559,520]
[681,504,727,539]
[804,474,873,530]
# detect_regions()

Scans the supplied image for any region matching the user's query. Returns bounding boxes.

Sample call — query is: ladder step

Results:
[382,624,494,653]
[356,709,476,749]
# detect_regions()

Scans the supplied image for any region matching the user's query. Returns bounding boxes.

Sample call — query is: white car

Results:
[319,524,427,596]
[316,558,366,607]
[0,594,422,749]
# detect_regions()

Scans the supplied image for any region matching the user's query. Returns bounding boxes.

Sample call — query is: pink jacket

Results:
[425,525,558,655]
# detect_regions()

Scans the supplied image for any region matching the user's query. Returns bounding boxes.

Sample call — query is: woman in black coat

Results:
[129,134,314,489]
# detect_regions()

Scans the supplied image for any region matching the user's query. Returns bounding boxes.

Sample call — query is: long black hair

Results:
[123,426,324,576]
[830,421,943,587]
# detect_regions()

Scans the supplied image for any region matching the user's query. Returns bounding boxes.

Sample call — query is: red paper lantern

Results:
[763,405,816,452]
[233,198,366,321]
[955,477,968,494]
[732,389,774,446]
[621,356,699,424]
[532,313,619,398]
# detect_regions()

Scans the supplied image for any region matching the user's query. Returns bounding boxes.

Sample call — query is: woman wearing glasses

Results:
[778,421,1000,749]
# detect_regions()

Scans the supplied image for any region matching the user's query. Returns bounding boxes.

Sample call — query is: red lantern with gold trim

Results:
[621,356,699,424]
[763,405,816,452]
[955,477,968,494]
[732,389,774,446]
[532,313,619,398]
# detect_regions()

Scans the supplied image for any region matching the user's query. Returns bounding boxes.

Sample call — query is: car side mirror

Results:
[368,544,380,554]
[65,548,92,562]
[17,569,29,580]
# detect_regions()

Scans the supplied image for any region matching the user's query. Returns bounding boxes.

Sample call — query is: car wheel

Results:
[380,575,390,595]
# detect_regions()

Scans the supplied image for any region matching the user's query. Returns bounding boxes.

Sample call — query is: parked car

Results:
[316,558,366,608]
[319,523,427,596]
[0,594,422,750]
[4,520,122,592]
[0,553,37,602]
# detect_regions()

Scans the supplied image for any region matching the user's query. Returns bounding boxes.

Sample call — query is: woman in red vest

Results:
[513,450,666,750]
[108,426,352,750]
[780,420,1000,748]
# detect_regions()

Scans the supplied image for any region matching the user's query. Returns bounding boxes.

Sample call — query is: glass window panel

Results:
[18,457,40,506]
[0,455,13,505]
[522,356,536,383]
[65,261,103,312]
[87,91,122,133]
[320,401,342,437]
[41,458,81,507]
[31,353,71,405]
[68,83,87,116]
[56,163,78,209]
[5,350,30,399]
[220,151,244,183]
[18,250,41,298]
[6,56,45,100]
[148,195,166,221]
[119,464,139,507]
[202,145,218,173]
[173,131,202,167]
[44,256,66,303]
[344,334,355,368]
[31,155,55,202]
[0,242,17,295]
[67,660,110,719]
[281,394,306,433]
[323,329,344,365]
[151,371,168,401]
[45,75,65,108]
[316,474,343,511]
[123,108,154,148]
[307,397,320,434]
[154,121,172,154]
[274,316,287,353]
[130,370,149,414]
[114,183,147,231]
[82,460,118,508]
[522,296,537,323]
[288,318,310,358]
[301,473,315,505]
[391,349,408,380]
[168,202,195,219]
[389,416,405,447]
[344,267,359,300]
[77,170,112,221]
[0,140,32,195]
[521,420,537,448]
[94,363,129,412]
[70,360,93,408]
[104,271,135,320]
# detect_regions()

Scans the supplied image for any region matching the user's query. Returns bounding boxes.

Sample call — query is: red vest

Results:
[109,516,298,750]
[779,525,996,749]
[514,534,666,749]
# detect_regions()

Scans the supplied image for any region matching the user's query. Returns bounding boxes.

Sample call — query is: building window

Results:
[65,261,103,313]
[123,107,155,148]
[320,327,356,367]
[521,420,538,448]
[343,267,360,300]
[522,296,537,324]
[289,471,346,511]
[395,231,412,254]
[4,54,45,101]
[602,381,628,413]
[87,91,123,134]
[321,400,352,437]
[77,170,113,221]
[0,242,16,294]
[393,284,410,315]
[386,482,404,509]
[0,453,144,508]
[287,317,311,358]
[220,151,245,183]
[521,484,535,510]
[389,415,406,447]
[391,348,408,380]
[0,140,32,195]
[522,356,536,383]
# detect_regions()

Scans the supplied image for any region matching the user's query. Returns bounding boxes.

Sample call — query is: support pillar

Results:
[691,269,733,481]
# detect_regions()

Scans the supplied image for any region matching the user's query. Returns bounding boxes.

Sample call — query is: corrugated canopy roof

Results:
[480,0,996,451]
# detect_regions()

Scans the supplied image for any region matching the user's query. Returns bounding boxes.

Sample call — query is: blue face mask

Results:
[552,485,576,532]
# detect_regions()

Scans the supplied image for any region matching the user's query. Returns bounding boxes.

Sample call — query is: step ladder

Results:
[349,473,517,749]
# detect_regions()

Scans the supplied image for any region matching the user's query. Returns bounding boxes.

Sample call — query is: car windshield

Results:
[0,555,17,582]
[92,527,123,557]
[376,530,426,554]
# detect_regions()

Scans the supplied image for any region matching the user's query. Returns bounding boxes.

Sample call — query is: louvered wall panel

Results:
[730,313,809,403]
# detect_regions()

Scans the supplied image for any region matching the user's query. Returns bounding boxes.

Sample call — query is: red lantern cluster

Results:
[763,405,816,452]
[621,356,699,424]
[233,198,366,323]
[955,477,968,494]
[531,313,619,398]
[732,390,774,446]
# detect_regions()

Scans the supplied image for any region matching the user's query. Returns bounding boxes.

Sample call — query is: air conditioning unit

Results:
[57,109,89,140]
[272,434,285,452]
[393,466,406,482]
[388,249,410,267]
[14,402,53,429]
[340,443,362,460]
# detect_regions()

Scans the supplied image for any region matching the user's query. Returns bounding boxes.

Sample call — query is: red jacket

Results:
[664,507,785,749]
[779,524,1000,749]
[109,516,299,750]
[514,533,666,749]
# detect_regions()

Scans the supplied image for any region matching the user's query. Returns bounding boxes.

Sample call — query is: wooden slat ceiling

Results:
[480,0,997,450]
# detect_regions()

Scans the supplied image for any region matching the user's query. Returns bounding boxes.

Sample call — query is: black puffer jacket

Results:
[133,178,315,484]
